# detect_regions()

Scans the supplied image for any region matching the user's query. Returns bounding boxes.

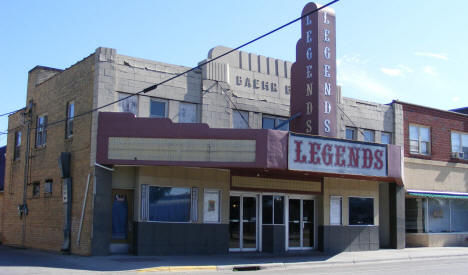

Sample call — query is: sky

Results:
[0,0,467,146]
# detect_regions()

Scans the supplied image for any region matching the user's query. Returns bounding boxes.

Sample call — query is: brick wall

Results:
[2,54,96,255]
[0,146,5,242]
[401,102,468,163]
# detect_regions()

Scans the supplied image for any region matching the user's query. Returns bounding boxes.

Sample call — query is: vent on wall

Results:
[44,180,53,194]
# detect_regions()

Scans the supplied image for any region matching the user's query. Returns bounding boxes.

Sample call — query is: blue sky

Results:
[1,0,466,146]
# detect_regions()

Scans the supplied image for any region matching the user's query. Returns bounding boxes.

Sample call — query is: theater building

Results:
[398,101,468,247]
[2,3,406,256]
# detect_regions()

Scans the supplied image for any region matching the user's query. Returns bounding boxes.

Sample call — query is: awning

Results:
[407,189,468,200]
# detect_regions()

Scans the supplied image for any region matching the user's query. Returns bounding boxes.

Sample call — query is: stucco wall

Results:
[231,176,321,193]
[112,166,137,190]
[404,158,468,193]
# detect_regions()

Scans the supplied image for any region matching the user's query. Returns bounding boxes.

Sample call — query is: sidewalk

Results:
[1,245,468,273]
[132,247,468,272]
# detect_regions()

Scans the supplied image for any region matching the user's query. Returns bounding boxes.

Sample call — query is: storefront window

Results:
[427,198,450,232]
[450,200,468,232]
[262,195,284,224]
[349,197,374,225]
[148,186,191,222]
[406,197,468,233]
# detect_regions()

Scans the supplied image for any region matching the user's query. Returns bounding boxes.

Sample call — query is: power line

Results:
[336,104,366,137]
[216,81,251,129]
[0,108,23,117]
[0,0,339,136]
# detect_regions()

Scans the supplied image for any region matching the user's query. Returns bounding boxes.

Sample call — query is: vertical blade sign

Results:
[290,3,337,137]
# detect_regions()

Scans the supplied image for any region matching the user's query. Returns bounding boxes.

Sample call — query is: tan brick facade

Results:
[2,55,96,255]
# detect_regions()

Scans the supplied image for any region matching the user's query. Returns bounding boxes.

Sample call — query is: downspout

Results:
[21,101,33,247]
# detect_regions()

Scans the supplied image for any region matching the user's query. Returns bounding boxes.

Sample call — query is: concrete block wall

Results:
[3,55,95,255]
[89,47,395,138]
[337,97,396,144]
[201,46,291,129]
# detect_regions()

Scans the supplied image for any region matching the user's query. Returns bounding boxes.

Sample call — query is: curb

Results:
[137,265,217,272]
[133,253,468,272]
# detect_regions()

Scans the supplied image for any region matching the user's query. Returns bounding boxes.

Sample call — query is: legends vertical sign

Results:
[290,3,337,138]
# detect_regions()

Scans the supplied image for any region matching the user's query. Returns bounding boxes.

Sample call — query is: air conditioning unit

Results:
[452,152,464,159]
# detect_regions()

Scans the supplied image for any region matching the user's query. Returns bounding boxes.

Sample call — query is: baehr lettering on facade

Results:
[235,75,291,95]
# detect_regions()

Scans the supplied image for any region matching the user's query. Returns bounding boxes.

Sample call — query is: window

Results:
[14,131,21,160]
[35,115,47,147]
[345,127,356,140]
[451,132,468,160]
[179,102,197,123]
[44,179,53,194]
[349,197,374,225]
[32,182,40,198]
[150,99,167,118]
[118,93,138,116]
[203,189,220,223]
[262,115,289,131]
[427,198,450,232]
[232,110,249,129]
[65,101,74,138]
[330,196,342,225]
[406,197,468,233]
[262,195,284,224]
[451,199,468,232]
[363,129,375,142]
[409,125,430,155]
[405,198,426,233]
[148,186,191,222]
[381,132,391,144]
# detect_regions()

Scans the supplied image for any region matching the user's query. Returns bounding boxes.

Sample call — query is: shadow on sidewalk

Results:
[0,245,337,272]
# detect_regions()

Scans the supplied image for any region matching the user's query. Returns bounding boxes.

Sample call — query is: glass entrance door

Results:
[288,198,314,250]
[229,195,258,251]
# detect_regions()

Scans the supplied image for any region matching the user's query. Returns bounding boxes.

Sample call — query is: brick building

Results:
[1,40,407,255]
[397,101,468,246]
